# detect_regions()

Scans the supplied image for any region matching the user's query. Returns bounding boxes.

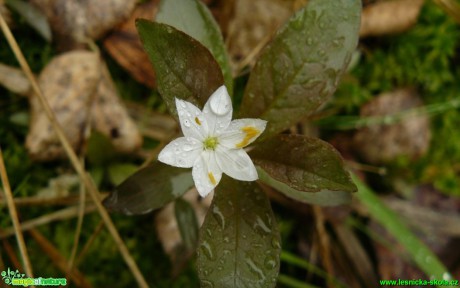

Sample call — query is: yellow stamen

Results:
[208,172,217,185]
[195,117,201,125]
[235,126,259,148]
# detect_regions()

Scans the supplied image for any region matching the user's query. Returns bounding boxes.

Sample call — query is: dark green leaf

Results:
[239,0,361,139]
[6,0,52,41]
[250,134,356,193]
[104,162,193,215]
[257,167,352,206]
[136,20,224,117]
[156,0,233,93]
[107,163,138,186]
[175,198,199,251]
[197,177,281,287]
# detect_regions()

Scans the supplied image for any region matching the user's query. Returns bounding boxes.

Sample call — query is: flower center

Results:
[203,136,219,150]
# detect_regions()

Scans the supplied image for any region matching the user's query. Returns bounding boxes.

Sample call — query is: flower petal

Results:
[219,119,267,149]
[202,85,233,135]
[216,147,258,181]
[192,150,222,197]
[158,137,202,168]
[176,98,208,140]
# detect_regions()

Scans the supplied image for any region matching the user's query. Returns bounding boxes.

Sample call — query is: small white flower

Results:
[158,85,267,197]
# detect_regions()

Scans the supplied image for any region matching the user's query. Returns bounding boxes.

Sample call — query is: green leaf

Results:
[353,174,452,282]
[6,0,52,41]
[103,162,194,215]
[136,20,224,117]
[107,163,138,186]
[257,167,352,206]
[250,134,356,193]
[239,0,361,139]
[156,0,233,93]
[197,177,281,287]
[175,198,199,251]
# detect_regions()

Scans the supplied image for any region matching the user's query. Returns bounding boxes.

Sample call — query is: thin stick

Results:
[29,229,91,288]
[313,206,334,288]
[2,239,22,270]
[0,205,96,239]
[0,14,148,288]
[76,220,104,266]
[0,147,34,278]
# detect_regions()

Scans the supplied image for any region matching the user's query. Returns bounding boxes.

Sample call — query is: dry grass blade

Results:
[434,0,460,24]
[0,194,96,207]
[76,221,104,267]
[0,14,148,287]
[29,229,91,288]
[0,147,34,278]
[313,206,334,288]
[0,205,96,239]
[1,239,22,271]
[333,223,378,287]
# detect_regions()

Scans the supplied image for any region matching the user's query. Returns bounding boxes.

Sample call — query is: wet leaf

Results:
[156,0,232,93]
[6,0,51,41]
[239,0,361,139]
[175,198,199,251]
[108,163,138,186]
[257,168,352,206]
[104,161,194,215]
[136,20,224,118]
[197,176,281,288]
[250,134,357,194]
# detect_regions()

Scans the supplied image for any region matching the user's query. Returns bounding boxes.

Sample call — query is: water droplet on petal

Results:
[210,94,231,115]
[180,101,187,108]
[183,145,193,152]
[183,119,191,127]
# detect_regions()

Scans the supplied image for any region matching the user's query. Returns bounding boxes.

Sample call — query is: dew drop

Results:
[183,145,193,152]
[245,258,265,280]
[180,101,187,108]
[210,93,231,115]
[183,119,191,127]
[212,206,225,229]
[264,255,277,269]
[201,241,215,260]
[271,237,281,249]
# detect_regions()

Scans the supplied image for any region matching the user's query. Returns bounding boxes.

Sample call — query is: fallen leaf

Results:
[353,88,431,164]
[0,63,31,96]
[24,50,142,161]
[91,63,143,153]
[26,50,100,161]
[226,0,294,71]
[360,0,425,37]
[103,0,159,88]
[30,0,136,50]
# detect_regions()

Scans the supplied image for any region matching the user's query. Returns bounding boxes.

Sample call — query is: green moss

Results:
[332,2,460,195]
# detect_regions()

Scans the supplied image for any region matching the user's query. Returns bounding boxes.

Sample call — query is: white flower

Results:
[158,85,267,197]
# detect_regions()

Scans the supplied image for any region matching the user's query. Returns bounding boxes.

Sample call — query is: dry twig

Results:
[0,147,34,278]
[0,14,148,288]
